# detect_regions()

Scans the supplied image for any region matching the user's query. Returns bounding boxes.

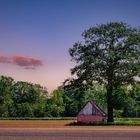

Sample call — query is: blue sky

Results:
[0,0,140,93]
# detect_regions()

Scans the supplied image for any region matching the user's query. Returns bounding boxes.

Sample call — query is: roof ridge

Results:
[90,100,107,116]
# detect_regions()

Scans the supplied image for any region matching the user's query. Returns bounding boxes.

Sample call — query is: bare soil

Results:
[0,120,73,128]
[0,120,140,130]
[0,120,139,140]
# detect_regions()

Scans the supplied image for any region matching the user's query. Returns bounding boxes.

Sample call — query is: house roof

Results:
[77,100,107,117]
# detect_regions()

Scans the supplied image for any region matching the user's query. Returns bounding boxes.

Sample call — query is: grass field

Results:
[71,118,140,126]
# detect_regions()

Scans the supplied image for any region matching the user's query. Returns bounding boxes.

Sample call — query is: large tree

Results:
[69,22,140,122]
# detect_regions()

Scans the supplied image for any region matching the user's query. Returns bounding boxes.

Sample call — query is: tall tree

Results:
[69,22,140,122]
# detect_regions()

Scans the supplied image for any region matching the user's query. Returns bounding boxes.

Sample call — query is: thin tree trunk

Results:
[107,85,114,122]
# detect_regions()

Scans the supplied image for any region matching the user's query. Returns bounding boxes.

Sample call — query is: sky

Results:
[0,0,140,93]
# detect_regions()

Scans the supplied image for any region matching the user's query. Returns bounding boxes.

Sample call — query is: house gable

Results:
[78,102,93,115]
[78,101,107,116]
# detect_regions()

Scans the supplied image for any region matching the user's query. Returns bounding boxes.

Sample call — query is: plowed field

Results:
[0,120,139,140]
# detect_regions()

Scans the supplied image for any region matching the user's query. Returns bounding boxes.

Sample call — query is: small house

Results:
[77,101,107,122]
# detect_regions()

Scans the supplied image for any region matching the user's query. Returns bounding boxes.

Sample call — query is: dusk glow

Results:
[0,0,140,93]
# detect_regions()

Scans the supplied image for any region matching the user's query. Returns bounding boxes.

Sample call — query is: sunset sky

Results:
[0,0,140,93]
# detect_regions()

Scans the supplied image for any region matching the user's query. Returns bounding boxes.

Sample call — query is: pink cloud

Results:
[0,55,11,63]
[12,55,43,69]
[0,54,43,69]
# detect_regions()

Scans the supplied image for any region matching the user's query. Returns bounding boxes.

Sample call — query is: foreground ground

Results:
[0,120,139,140]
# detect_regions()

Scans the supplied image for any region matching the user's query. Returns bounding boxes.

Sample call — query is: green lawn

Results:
[70,118,140,126]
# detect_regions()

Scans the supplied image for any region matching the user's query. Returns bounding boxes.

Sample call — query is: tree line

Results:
[0,75,140,118]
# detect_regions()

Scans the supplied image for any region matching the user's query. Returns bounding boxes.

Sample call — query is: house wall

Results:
[77,115,106,122]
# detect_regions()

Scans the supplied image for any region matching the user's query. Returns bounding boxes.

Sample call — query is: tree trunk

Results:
[107,85,114,122]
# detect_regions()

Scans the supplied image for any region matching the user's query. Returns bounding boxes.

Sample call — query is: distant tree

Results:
[16,103,34,117]
[110,83,140,117]
[12,81,48,117]
[129,82,140,117]
[33,84,48,117]
[12,81,40,104]
[113,85,129,110]
[68,22,140,122]
[63,88,79,117]
[45,87,65,117]
[0,76,15,117]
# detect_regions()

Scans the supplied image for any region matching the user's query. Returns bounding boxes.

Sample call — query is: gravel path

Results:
[0,128,140,140]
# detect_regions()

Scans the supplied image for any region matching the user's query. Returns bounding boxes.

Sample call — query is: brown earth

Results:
[0,120,140,130]
[0,120,140,140]
[0,120,73,128]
